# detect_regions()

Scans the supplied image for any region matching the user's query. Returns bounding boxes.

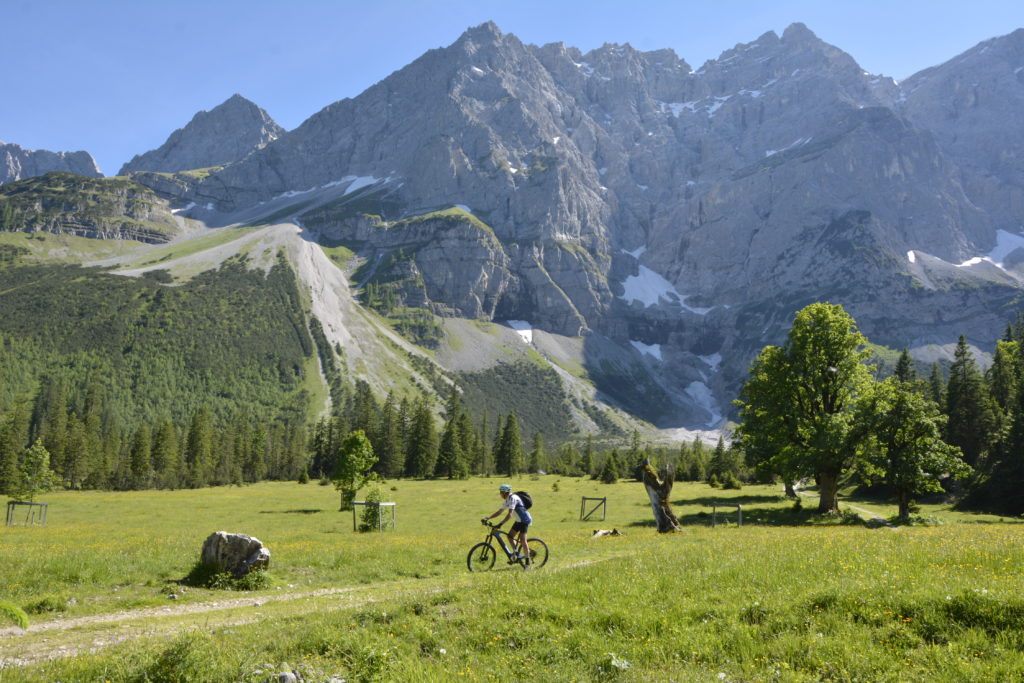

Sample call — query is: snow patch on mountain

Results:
[630,340,662,360]
[619,266,712,314]
[506,320,533,344]
[685,381,722,427]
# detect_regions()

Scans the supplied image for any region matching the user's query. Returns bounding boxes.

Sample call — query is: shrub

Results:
[359,486,384,532]
[182,563,271,591]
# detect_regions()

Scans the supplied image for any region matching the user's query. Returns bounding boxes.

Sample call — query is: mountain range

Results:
[2,22,1023,436]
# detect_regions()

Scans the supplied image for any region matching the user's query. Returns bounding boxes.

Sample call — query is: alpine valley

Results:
[3,21,1024,443]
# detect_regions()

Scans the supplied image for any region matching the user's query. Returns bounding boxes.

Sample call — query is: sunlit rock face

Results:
[129,23,1024,427]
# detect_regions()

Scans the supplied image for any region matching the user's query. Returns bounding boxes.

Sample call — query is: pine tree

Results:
[128,425,153,489]
[528,432,544,474]
[151,420,180,488]
[987,340,1018,415]
[709,436,729,482]
[600,449,621,484]
[30,376,67,476]
[499,413,523,476]
[436,413,465,479]
[627,429,644,480]
[945,336,997,466]
[689,437,708,481]
[184,406,215,487]
[894,348,916,383]
[928,363,946,407]
[579,434,595,478]
[406,398,438,478]
[675,441,692,481]
[375,392,404,478]
[491,414,506,475]
[476,410,491,475]
[0,402,30,494]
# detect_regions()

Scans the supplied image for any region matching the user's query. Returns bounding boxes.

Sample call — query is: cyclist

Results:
[482,484,533,565]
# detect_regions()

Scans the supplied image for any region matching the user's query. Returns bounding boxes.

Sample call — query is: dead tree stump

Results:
[642,462,681,533]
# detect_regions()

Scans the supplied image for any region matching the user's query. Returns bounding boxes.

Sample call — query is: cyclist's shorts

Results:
[511,520,530,533]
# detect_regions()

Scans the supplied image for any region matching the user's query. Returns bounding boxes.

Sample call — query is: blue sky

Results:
[3,0,1023,175]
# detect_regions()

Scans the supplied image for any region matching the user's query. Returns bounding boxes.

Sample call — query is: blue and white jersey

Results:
[501,493,532,524]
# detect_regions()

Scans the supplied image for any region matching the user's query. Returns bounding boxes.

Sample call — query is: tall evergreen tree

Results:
[375,392,404,478]
[150,419,181,489]
[0,403,30,494]
[405,398,438,478]
[436,411,466,479]
[30,376,67,476]
[499,413,523,476]
[928,363,946,407]
[945,336,997,467]
[491,414,506,474]
[579,434,595,478]
[128,425,153,490]
[528,432,544,474]
[894,348,916,383]
[987,340,1018,416]
[184,405,215,487]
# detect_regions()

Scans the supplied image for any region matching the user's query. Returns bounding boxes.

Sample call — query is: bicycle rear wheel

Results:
[467,542,497,572]
[521,538,548,568]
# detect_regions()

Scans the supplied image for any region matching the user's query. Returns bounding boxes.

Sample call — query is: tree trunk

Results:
[783,479,797,498]
[897,489,910,522]
[642,464,680,532]
[817,470,840,514]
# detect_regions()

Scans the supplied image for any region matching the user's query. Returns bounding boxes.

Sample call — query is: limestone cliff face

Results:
[899,29,1024,239]
[0,142,102,184]
[118,94,283,175]
[127,22,1024,426]
[0,172,180,243]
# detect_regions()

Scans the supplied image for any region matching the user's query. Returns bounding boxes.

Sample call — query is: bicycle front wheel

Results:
[522,538,548,568]
[467,542,497,572]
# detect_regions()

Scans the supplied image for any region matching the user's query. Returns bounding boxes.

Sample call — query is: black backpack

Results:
[514,490,533,510]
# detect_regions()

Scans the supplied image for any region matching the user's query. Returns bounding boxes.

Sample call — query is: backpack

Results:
[514,490,533,510]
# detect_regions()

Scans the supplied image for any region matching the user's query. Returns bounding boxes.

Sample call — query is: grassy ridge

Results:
[3,478,1023,680]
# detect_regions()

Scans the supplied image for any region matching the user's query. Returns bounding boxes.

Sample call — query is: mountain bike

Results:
[467,521,549,571]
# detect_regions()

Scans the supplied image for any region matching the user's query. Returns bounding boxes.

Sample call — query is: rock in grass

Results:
[200,531,271,578]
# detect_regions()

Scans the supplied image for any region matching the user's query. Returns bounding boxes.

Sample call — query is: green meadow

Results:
[2,477,1023,681]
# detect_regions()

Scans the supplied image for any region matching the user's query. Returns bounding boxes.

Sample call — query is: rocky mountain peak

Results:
[118,93,283,175]
[1,142,102,184]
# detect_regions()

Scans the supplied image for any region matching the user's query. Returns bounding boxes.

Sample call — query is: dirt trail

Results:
[0,556,612,668]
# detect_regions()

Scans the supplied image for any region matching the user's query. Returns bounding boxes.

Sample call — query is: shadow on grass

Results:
[671,494,786,507]
[626,505,855,528]
[259,509,324,515]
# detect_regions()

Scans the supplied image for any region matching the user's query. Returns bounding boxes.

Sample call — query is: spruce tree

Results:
[0,402,30,494]
[928,363,946,407]
[149,419,179,489]
[894,348,916,383]
[500,413,523,476]
[579,434,595,478]
[987,340,1018,415]
[128,425,152,490]
[709,436,729,482]
[184,406,215,487]
[600,449,621,484]
[406,398,438,478]
[528,432,544,474]
[945,336,997,466]
[436,413,465,479]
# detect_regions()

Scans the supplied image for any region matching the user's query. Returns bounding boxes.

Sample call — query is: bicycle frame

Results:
[484,524,519,559]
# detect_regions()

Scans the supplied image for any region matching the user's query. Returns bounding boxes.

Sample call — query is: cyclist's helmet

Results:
[499,484,512,493]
